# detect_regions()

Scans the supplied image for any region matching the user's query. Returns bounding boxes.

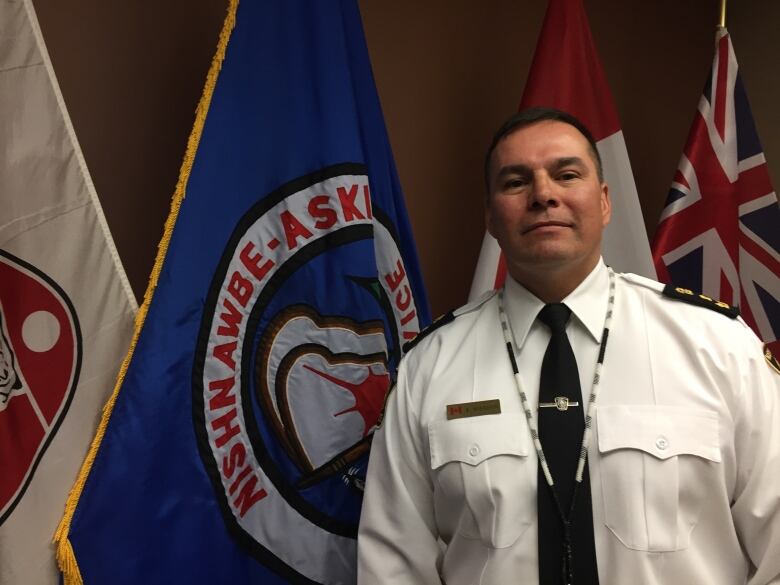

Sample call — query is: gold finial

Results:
[719,0,727,28]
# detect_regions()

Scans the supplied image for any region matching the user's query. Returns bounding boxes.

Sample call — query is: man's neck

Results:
[507,258,601,303]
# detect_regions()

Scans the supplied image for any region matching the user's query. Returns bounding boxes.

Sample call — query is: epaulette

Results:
[661,284,739,319]
[402,311,455,353]
[619,272,739,319]
[402,289,496,353]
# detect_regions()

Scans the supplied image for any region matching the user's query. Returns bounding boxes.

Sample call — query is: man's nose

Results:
[528,173,559,209]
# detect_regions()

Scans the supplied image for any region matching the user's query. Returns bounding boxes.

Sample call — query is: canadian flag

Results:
[470,0,654,299]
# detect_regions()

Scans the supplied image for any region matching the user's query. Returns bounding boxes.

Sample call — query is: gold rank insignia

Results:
[662,285,739,318]
[764,344,780,375]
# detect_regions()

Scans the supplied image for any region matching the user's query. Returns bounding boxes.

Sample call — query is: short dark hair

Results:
[484,107,604,192]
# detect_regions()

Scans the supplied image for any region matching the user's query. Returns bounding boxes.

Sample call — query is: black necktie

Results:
[537,304,599,585]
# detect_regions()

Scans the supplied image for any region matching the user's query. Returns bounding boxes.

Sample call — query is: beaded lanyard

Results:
[496,268,616,585]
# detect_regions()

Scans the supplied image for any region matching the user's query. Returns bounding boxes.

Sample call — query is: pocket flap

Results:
[597,405,721,462]
[429,413,528,469]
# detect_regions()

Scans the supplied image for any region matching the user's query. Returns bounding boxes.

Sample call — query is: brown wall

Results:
[33,0,780,318]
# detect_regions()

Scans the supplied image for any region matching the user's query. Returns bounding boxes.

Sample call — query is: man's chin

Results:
[506,247,599,277]
[513,247,576,267]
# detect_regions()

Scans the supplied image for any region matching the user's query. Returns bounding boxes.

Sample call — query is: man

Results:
[357,108,780,584]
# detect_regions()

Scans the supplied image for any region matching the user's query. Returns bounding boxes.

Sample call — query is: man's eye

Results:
[504,178,527,189]
[558,171,579,181]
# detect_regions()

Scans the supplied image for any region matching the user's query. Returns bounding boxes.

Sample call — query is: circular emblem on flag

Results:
[0,250,81,525]
[193,163,421,583]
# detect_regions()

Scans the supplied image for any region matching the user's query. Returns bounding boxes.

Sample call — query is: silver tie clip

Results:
[538,396,579,411]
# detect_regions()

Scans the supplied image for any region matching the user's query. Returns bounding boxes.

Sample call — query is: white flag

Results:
[0,1,136,583]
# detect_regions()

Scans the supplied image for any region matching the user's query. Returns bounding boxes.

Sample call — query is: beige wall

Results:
[33,0,780,317]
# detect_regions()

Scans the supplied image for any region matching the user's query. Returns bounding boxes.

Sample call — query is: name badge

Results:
[446,399,501,420]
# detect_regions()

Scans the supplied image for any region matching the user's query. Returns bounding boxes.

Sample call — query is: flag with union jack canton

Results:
[652,28,780,355]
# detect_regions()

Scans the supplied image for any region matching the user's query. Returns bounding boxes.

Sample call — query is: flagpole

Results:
[719,0,727,28]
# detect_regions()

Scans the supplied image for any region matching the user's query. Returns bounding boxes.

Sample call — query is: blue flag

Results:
[56,1,430,583]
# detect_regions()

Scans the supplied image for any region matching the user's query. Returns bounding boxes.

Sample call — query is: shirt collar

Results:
[503,259,609,347]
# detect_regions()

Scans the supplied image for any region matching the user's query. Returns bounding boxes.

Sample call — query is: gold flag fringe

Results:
[54,1,239,582]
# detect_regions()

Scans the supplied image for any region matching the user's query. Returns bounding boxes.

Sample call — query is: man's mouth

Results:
[521,220,572,234]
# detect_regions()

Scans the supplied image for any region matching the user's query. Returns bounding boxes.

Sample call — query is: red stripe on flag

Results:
[520,0,620,141]
[740,231,780,276]
[654,196,741,266]
[673,169,690,190]
[653,28,780,353]
[493,252,507,290]
[714,35,729,142]
[719,271,733,306]
[491,0,621,289]
[653,115,741,265]
[736,164,774,205]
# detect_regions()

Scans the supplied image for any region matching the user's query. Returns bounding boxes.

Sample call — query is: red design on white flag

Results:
[470,0,654,300]
[0,1,136,583]
[653,29,780,355]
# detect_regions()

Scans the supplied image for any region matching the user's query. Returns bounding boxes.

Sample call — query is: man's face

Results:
[485,120,611,284]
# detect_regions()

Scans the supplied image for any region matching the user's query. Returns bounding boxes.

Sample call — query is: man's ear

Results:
[601,183,611,227]
[485,203,496,238]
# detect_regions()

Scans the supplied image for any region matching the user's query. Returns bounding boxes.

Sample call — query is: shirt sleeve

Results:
[730,327,780,585]
[357,355,443,584]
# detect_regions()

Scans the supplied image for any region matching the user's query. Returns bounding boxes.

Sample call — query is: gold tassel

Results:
[54,0,239,581]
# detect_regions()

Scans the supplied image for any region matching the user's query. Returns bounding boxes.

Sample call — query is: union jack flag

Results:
[653,28,780,355]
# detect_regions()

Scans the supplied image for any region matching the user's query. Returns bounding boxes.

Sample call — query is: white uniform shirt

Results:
[357,260,780,585]
[502,256,609,415]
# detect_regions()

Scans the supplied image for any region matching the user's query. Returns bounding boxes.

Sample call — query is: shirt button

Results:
[655,436,669,450]
[468,445,480,457]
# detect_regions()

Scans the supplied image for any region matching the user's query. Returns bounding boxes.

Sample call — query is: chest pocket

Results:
[597,405,721,552]
[429,413,533,549]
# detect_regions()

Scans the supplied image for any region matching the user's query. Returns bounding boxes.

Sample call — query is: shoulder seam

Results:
[403,290,497,353]
[402,310,455,353]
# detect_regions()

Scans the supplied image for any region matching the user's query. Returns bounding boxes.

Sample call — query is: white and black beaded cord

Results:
[497,268,616,585]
